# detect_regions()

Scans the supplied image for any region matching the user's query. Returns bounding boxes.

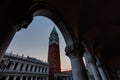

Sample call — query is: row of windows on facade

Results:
[0,76,48,80]
[0,59,48,73]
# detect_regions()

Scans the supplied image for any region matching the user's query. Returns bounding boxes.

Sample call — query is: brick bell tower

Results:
[48,26,61,80]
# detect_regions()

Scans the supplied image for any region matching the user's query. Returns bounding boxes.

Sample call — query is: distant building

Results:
[48,27,73,80]
[54,70,73,80]
[0,52,49,80]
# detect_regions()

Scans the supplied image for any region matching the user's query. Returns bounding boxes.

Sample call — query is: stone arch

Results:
[26,1,74,47]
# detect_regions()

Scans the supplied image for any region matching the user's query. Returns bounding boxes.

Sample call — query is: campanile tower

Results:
[48,26,61,80]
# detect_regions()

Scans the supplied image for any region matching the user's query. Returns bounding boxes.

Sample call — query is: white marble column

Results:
[5,76,10,80]
[22,64,27,71]
[41,67,44,73]
[27,64,31,71]
[36,66,39,72]
[39,77,41,80]
[26,76,28,80]
[47,67,49,74]
[13,76,17,80]
[43,76,45,80]
[46,76,48,80]
[67,78,69,80]
[30,77,33,80]
[71,56,86,80]
[44,67,46,73]
[43,66,46,73]
[84,50,101,80]
[89,61,101,80]
[20,76,23,80]
[82,41,101,80]
[10,61,16,70]
[35,76,37,80]
[98,67,107,80]
[96,56,107,80]
[32,65,35,72]
[16,62,21,70]
[38,66,41,72]
[40,67,42,73]
[65,46,88,80]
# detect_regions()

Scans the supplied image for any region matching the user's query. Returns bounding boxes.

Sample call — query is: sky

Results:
[6,16,71,71]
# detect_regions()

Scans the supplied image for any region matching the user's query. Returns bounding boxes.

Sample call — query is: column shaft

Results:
[84,52,101,80]
[20,76,23,80]
[44,67,46,73]
[27,64,31,71]
[83,47,102,80]
[71,57,87,80]
[22,64,27,71]
[30,77,33,80]
[13,76,17,80]
[96,56,107,80]
[47,67,49,74]
[10,61,16,70]
[32,65,35,72]
[35,76,37,80]
[89,62,101,80]
[46,76,48,80]
[36,66,39,72]
[26,76,28,80]
[98,67,107,80]
[16,62,21,70]
[40,67,42,73]
[65,46,88,80]
[5,76,10,80]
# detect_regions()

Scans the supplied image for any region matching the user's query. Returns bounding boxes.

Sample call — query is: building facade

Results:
[0,52,49,80]
[54,71,73,80]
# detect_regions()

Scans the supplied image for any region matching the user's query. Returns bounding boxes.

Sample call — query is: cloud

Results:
[61,66,71,71]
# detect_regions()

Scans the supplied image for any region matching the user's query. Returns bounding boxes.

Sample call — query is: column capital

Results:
[96,60,102,67]
[65,45,84,59]
[95,56,102,67]
[87,54,96,64]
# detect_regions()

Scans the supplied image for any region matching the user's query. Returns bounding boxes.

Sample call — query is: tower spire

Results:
[51,26,57,34]
[49,26,59,45]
